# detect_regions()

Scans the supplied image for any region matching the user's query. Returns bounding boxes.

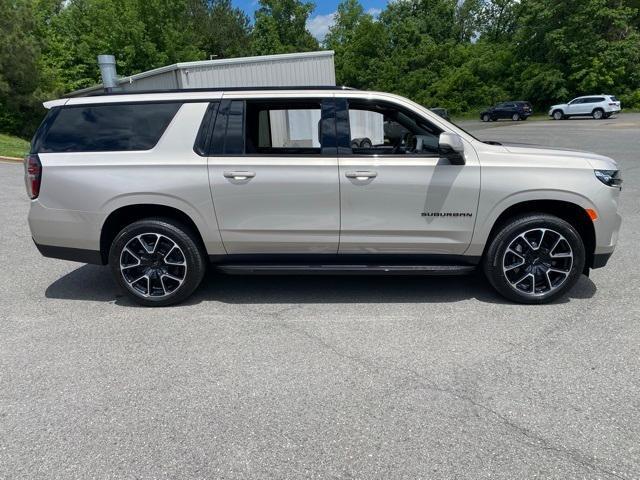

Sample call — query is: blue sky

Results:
[233,0,388,41]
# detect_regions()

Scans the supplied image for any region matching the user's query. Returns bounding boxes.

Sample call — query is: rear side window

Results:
[245,100,322,155]
[38,102,182,153]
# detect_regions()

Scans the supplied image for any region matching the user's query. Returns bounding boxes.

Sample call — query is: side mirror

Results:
[439,132,465,165]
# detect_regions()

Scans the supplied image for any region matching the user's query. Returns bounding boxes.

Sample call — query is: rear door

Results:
[206,96,340,254]
[336,96,481,255]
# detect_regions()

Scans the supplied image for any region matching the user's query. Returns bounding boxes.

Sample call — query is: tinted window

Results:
[193,102,220,156]
[245,100,322,155]
[346,100,442,155]
[210,100,245,155]
[611,96,619,102]
[39,102,182,153]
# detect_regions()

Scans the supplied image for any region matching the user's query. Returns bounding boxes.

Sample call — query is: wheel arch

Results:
[482,199,596,271]
[100,204,207,265]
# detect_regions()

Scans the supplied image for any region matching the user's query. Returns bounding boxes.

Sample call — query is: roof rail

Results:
[72,85,356,98]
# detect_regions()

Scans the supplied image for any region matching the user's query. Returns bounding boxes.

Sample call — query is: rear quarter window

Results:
[38,102,182,153]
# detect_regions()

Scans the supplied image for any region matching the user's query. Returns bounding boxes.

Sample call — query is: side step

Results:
[216,264,476,276]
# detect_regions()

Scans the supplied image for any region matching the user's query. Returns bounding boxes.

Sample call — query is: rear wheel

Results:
[592,108,604,120]
[482,114,490,122]
[512,113,520,121]
[109,218,206,306]
[552,110,564,120]
[483,214,585,304]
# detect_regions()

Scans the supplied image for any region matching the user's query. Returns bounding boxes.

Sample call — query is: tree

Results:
[514,0,640,105]
[191,0,252,59]
[251,0,319,55]
[0,0,45,136]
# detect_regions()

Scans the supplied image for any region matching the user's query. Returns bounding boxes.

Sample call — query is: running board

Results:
[216,264,476,276]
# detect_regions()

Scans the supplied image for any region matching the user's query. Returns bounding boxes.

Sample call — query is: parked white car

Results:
[549,95,621,120]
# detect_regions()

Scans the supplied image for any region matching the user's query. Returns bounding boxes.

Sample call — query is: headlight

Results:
[594,169,622,188]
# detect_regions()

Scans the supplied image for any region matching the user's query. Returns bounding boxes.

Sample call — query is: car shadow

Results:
[45,264,598,307]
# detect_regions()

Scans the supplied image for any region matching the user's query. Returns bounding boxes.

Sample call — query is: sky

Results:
[233,0,389,41]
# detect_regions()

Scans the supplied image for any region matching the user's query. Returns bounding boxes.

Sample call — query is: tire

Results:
[483,214,586,304]
[482,114,490,122]
[592,108,604,120]
[109,217,207,307]
[512,113,520,121]
[552,110,564,120]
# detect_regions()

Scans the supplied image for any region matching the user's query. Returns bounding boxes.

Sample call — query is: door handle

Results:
[224,171,256,180]
[345,171,378,180]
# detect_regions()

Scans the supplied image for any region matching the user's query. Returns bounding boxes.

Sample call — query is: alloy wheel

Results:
[502,228,573,297]
[119,233,187,298]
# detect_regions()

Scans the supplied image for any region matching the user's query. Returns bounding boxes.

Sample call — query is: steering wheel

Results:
[403,132,417,154]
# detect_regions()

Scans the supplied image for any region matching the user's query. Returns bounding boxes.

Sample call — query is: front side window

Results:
[346,100,442,155]
[245,100,322,155]
[39,102,182,153]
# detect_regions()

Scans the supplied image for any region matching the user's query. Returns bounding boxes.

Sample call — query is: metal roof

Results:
[68,51,336,97]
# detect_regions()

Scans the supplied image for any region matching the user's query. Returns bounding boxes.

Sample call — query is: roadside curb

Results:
[0,156,23,163]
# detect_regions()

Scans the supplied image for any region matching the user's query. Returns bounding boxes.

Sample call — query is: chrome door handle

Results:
[345,171,378,180]
[224,171,255,180]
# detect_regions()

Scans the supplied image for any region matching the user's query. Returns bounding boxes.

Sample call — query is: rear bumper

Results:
[33,240,104,264]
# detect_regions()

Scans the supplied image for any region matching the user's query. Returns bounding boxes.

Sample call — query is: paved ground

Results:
[1,114,639,479]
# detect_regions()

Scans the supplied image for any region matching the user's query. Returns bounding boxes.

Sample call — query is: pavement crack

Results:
[265,311,629,480]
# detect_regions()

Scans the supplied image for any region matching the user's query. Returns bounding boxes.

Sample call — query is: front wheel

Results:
[552,110,564,120]
[109,218,207,306]
[483,214,585,304]
[512,113,520,121]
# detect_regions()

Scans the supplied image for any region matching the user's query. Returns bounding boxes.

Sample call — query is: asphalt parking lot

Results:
[1,114,639,479]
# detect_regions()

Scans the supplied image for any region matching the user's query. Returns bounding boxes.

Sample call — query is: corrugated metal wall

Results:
[178,54,335,89]
[123,70,179,91]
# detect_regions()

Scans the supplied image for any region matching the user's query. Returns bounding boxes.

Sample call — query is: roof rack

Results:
[76,85,356,98]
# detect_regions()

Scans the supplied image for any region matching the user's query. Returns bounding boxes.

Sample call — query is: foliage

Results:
[1,0,640,137]
[251,0,319,54]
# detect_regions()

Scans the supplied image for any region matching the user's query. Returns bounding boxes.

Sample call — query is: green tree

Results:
[0,0,45,136]
[251,0,319,55]
[514,0,640,106]
[191,0,252,59]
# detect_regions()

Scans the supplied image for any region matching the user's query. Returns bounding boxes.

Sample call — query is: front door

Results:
[336,97,480,256]
[207,97,340,254]
[567,98,586,115]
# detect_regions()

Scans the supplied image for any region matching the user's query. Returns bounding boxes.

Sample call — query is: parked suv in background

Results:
[27,87,622,306]
[549,95,621,120]
[480,101,532,122]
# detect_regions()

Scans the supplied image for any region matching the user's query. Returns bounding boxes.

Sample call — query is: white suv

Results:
[26,87,622,306]
[549,95,621,120]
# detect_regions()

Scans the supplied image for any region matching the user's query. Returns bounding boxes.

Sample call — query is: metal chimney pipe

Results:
[97,54,118,92]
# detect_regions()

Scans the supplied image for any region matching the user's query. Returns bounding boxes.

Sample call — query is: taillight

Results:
[24,154,42,199]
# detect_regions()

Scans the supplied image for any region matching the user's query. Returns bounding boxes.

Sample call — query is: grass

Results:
[0,133,30,158]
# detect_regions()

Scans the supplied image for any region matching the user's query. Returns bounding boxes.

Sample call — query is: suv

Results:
[480,101,532,122]
[26,87,622,306]
[549,95,621,120]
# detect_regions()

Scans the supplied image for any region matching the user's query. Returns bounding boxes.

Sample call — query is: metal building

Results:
[69,51,336,96]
